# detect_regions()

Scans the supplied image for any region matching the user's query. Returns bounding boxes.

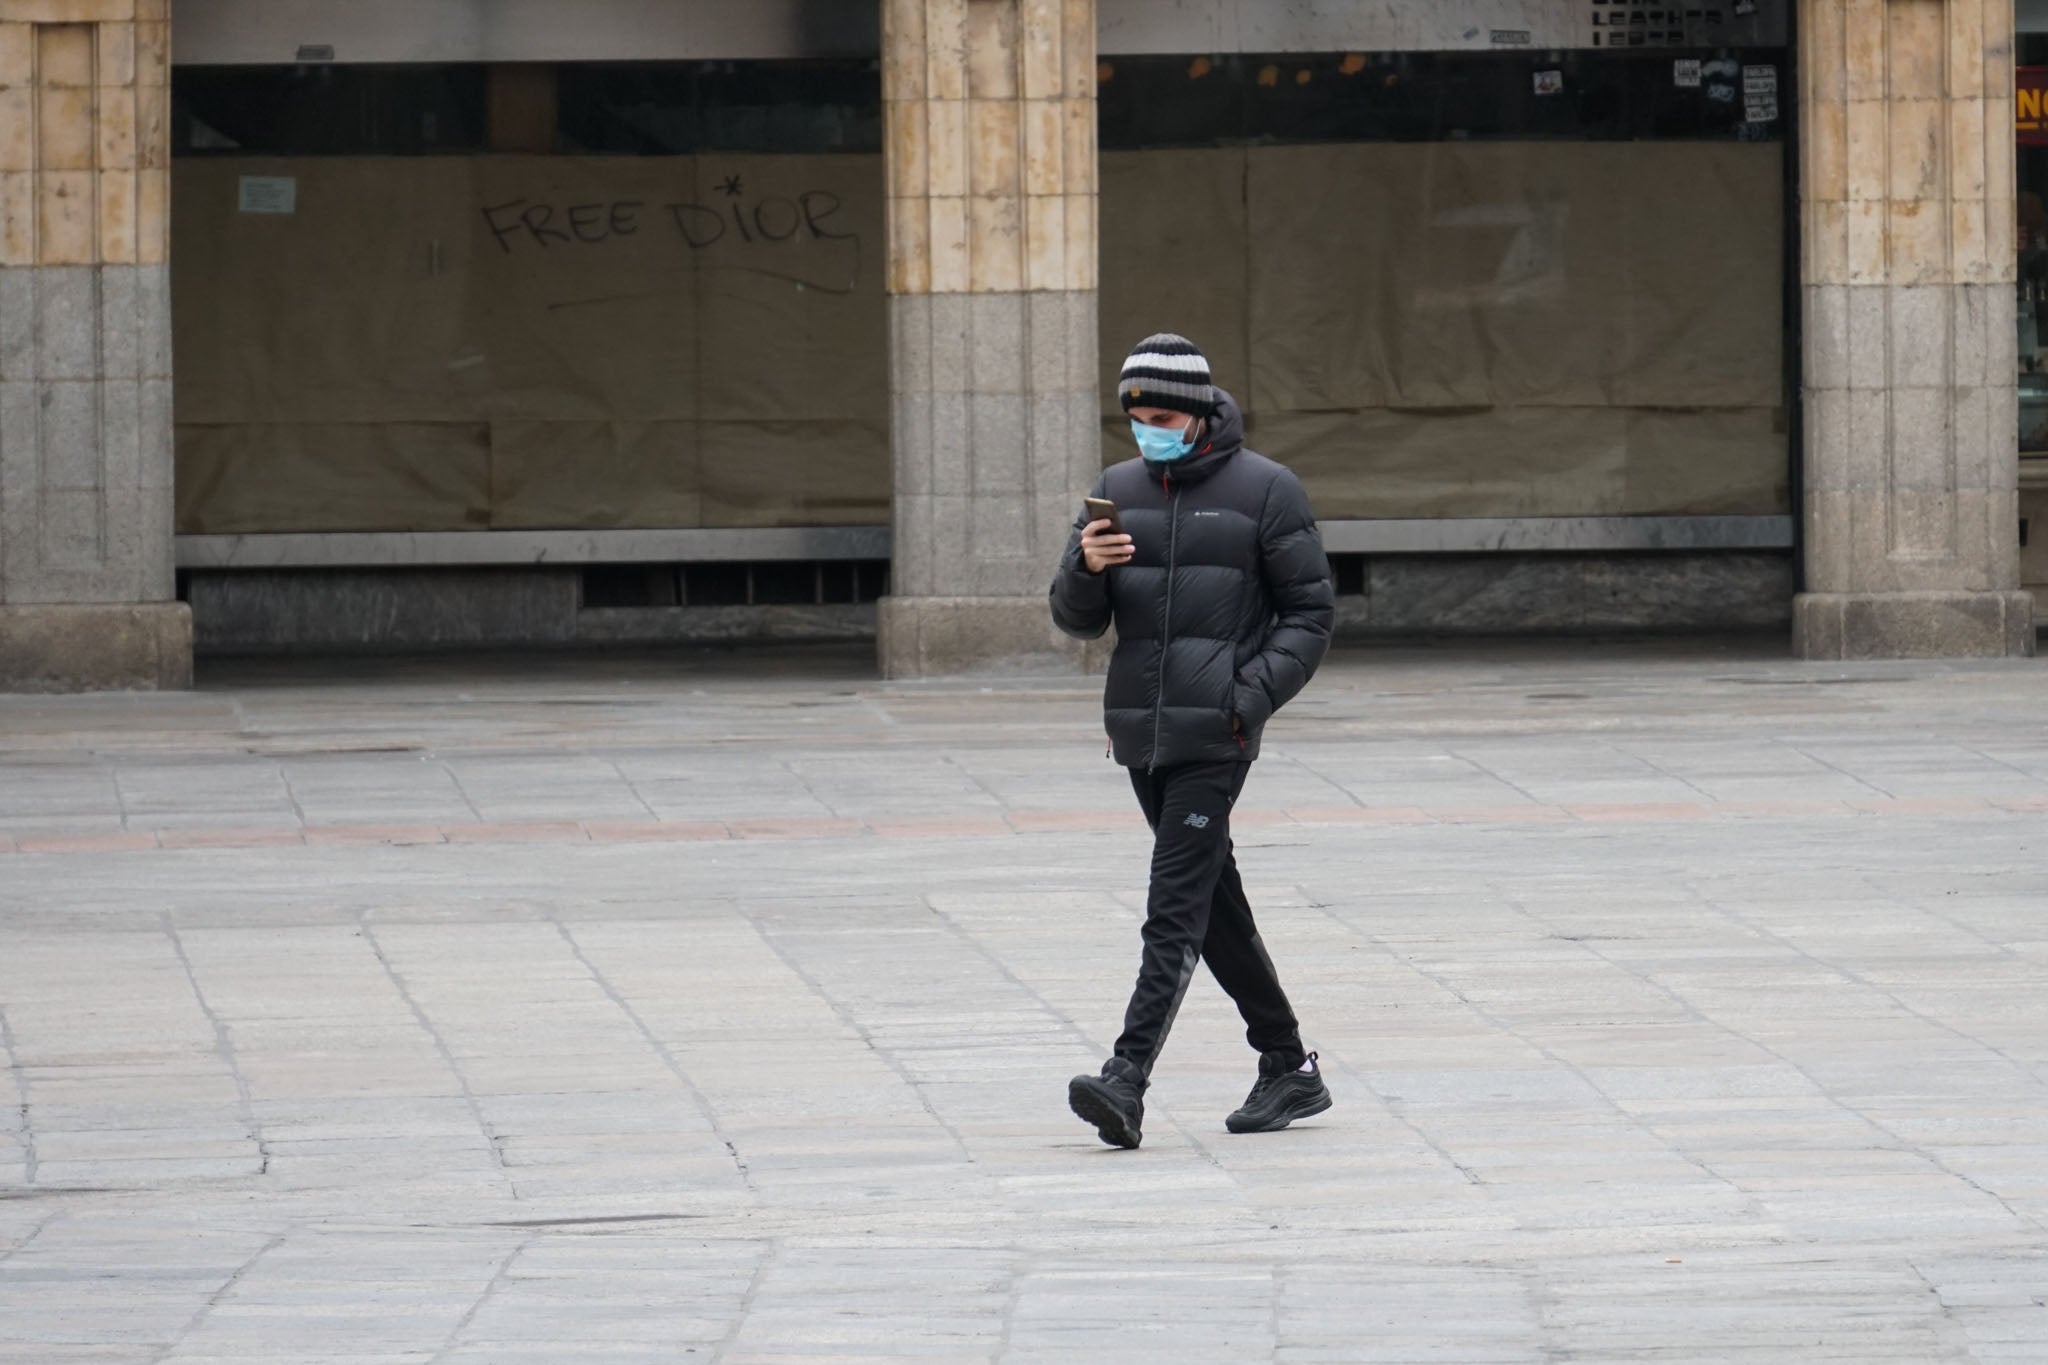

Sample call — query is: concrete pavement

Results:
[1,639,2046,1361]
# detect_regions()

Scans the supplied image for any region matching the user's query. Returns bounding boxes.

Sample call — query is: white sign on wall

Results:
[237,175,298,214]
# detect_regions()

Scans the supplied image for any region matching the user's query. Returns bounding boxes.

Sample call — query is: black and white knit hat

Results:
[1118,333,1218,420]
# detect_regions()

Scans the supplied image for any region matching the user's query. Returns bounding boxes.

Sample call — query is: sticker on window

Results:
[238,176,297,215]
[1742,65,1779,123]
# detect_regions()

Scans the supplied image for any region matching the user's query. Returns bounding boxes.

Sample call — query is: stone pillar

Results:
[1795,0,2034,658]
[0,0,188,691]
[877,0,1101,676]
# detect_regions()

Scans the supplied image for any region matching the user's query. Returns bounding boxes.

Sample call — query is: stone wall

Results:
[878,0,1103,676]
[182,554,1790,656]
[1795,0,2034,658]
[0,0,188,690]
[184,569,876,653]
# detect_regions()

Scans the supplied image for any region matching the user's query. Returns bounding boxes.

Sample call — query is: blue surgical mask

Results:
[1132,418,1196,462]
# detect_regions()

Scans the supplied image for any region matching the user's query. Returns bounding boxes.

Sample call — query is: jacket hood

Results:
[1142,389,1244,486]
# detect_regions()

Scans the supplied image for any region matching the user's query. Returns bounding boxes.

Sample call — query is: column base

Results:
[877,596,1107,678]
[1792,591,2036,660]
[0,604,193,692]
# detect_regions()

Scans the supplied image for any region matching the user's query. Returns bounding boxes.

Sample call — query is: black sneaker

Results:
[1068,1058,1146,1149]
[1226,1050,1332,1134]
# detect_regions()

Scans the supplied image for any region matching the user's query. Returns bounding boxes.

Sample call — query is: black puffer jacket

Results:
[1050,393,1334,768]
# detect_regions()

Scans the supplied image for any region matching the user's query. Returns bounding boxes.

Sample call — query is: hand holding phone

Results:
[1080,497,1134,574]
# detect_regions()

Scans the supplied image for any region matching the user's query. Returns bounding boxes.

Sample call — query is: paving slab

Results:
[0,640,2046,1360]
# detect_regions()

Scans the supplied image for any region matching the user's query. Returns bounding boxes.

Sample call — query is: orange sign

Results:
[2022,67,2048,145]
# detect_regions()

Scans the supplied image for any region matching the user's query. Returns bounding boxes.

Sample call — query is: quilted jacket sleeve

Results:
[1048,477,1112,640]
[1232,468,1334,731]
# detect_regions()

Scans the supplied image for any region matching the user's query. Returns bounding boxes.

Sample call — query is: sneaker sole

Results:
[1225,1091,1333,1134]
[1068,1077,1141,1149]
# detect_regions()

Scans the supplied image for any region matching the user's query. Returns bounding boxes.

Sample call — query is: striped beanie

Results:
[1118,333,1218,420]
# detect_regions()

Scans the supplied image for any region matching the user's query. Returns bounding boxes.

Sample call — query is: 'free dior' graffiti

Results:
[478,174,863,294]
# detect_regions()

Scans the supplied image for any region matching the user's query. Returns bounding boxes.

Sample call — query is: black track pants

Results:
[1111,761,1305,1078]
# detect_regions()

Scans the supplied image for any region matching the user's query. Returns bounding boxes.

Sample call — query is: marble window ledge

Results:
[175,517,1795,570]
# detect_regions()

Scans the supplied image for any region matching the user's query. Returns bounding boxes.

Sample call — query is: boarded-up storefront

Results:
[171,41,1791,540]
[173,145,1784,532]
[174,155,888,533]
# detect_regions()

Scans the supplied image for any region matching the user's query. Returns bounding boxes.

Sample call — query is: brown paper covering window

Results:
[173,142,1785,534]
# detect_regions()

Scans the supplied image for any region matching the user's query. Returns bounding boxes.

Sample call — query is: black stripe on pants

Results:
[1112,760,1305,1078]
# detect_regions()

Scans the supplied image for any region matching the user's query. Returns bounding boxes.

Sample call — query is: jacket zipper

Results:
[1149,478,1180,771]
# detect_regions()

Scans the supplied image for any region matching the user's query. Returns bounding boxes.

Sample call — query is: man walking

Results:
[1050,333,1336,1149]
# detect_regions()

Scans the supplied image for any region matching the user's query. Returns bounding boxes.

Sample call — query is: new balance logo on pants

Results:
[1183,813,1212,829]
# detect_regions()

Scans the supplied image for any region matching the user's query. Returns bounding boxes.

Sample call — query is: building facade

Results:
[0,0,2033,688]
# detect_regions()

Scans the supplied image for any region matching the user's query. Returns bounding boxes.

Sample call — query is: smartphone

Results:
[1082,497,1124,534]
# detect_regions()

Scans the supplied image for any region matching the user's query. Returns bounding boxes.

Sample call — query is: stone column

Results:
[1795,0,2034,658]
[0,0,187,691]
[877,0,1102,676]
